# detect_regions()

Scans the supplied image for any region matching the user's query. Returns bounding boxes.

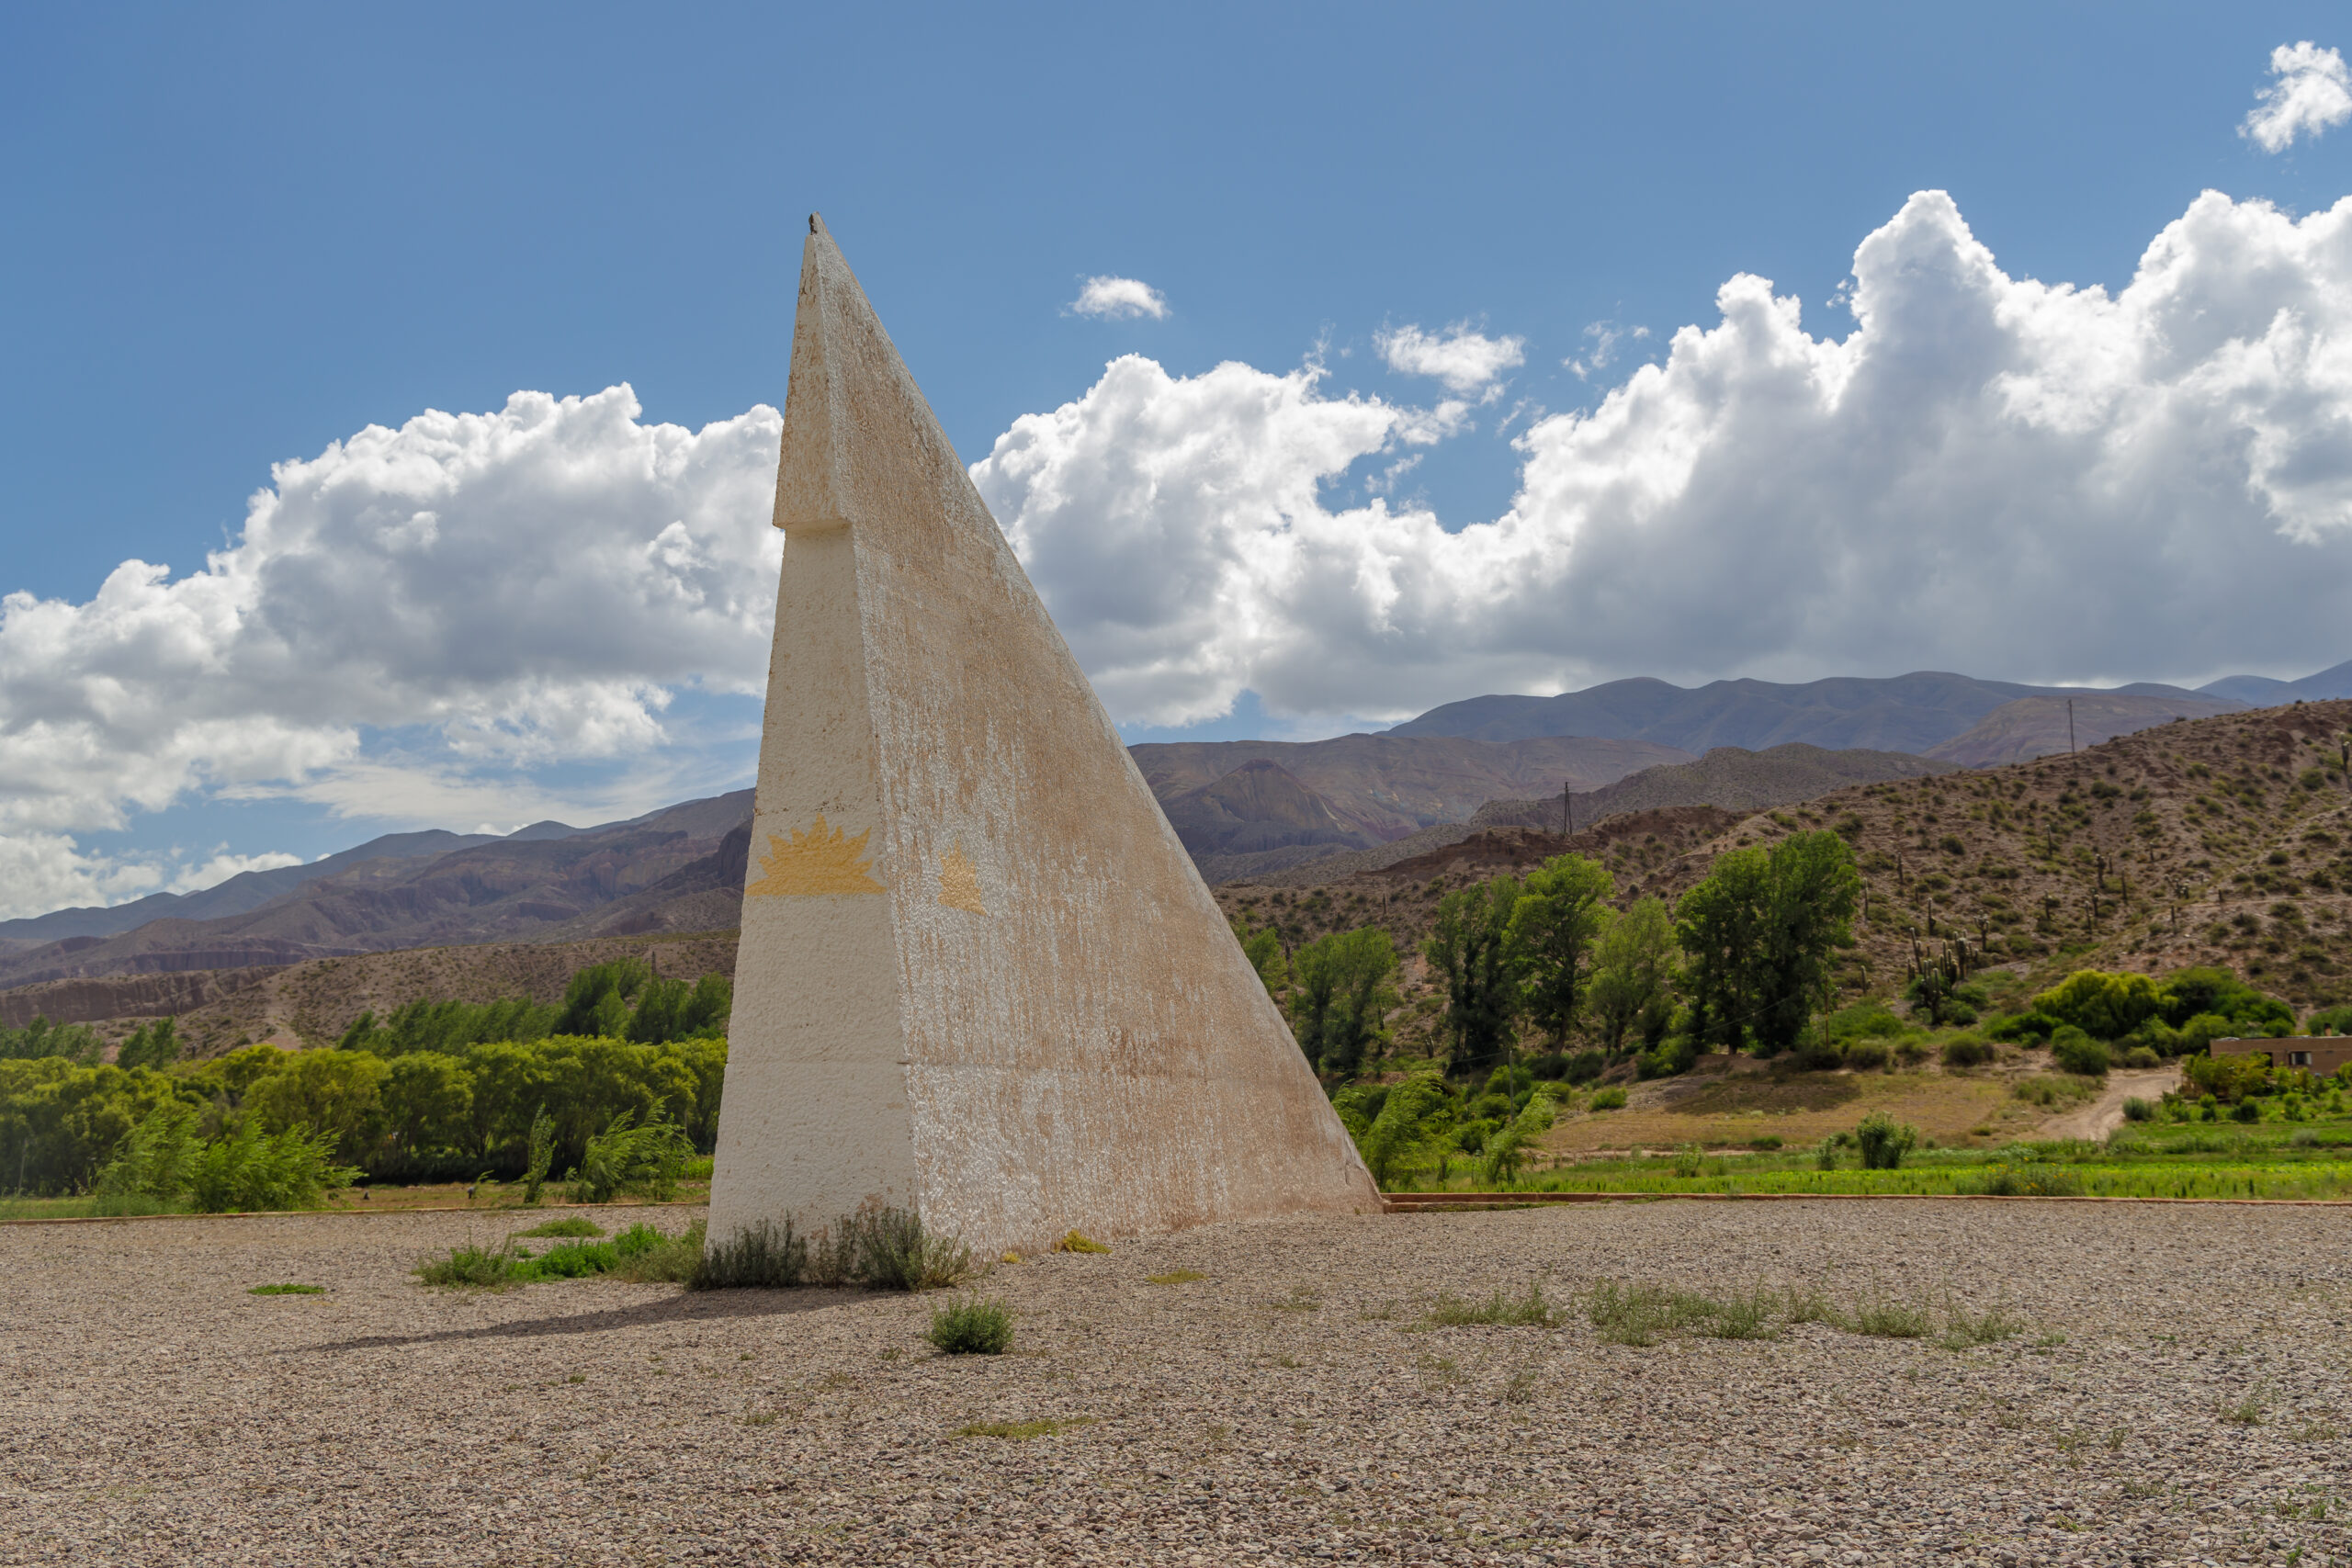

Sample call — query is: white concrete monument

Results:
[707,217,1380,1256]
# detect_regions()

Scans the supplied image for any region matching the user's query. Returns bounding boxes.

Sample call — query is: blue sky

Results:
[5,3,2352,913]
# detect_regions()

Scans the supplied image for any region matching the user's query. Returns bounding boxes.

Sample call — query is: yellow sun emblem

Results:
[743,815,886,897]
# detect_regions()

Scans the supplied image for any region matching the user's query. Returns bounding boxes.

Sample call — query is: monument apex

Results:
[708,216,1381,1256]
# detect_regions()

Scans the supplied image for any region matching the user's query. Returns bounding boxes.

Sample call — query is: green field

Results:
[1402,1122,2352,1201]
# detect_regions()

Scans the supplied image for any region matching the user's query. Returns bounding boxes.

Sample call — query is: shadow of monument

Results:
[295,1287,868,1355]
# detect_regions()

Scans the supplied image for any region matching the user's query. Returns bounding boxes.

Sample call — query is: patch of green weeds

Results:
[514,1217,604,1239]
[416,1221,698,1289]
[246,1283,324,1296]
[741,1401,781,1427]
[1055,1230,1110,1254]
[1424,1282,1559,1328]
[1850,1299,1932,1339]
[1272,1285,1321,1313]
[2223,1392,2267,1427]
[1587,1280,1727,1346]
[1503,1368,1539,1404]
[1939,1303,2025,1349]
[1147,1269,1204,1285]
[929,1295,1014,1355]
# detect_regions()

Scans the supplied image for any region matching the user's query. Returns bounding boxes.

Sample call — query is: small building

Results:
[2211,1036,2352,1077]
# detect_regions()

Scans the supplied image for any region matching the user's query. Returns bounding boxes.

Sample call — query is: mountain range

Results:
[5,662,2345,994]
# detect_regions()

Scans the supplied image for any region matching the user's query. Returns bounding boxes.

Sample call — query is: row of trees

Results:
[1419,829,1863,1077]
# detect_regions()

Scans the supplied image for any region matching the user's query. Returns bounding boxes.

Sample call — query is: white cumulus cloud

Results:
[1069,276,1170,320]
[2243,41,2352,152]
[0,386,781,917]
[975,187,2352,727]
[1375,323,1526,397]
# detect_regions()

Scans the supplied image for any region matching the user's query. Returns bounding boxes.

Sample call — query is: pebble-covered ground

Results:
[2,1201,2346,1566]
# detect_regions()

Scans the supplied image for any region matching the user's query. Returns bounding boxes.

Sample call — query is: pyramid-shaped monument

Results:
[708,217,1380,1255]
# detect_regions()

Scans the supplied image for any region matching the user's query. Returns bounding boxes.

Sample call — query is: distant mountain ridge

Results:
[1473,743,1961,831]
[1388,671,2241,752]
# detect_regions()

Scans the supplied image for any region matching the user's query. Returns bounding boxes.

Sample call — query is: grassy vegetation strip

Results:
[0,1198,707,1227]
[1386,1189,2352,1209]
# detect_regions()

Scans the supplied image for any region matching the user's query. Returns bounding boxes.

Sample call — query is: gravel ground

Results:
[2,1201,2347,1566]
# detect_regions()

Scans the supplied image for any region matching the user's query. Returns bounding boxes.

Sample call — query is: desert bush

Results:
[1852,1111,1918,1170]
[1634,1037,1698,1078]
[928,1295,1014,1354]
[2051,1029,2111,1077]
[1562,1049,1607,1084]
[521,1104,556,1204]
[1789,1034,1846,1072]
[2120,1096,2155,1122]
[1843,1039,1893,1072]
[1671,1144,1703,1179]
[1587,1086,1627,1111]
[2121,1045,2160,1069]
[1940,1035,1994,1068]
[692,1217,808,1290]
[854,1205,974,1291]
[571,1109,691,1203]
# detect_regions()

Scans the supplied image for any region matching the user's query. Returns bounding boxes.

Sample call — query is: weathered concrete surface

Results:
[711,217,1379,1256]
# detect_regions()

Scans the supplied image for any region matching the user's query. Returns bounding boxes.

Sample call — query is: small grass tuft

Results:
[1425,1282,1559,1328]
[247,1282,325,1296]
[1850,1298,1933,1339]
[2223,1392,2267,1427]
[1055,1230,1110,1254]
[929,1295,1015,1355]
[1147,1269,1205,1285]
[514,1217,604,1239]
[1939,1303,2025,1348]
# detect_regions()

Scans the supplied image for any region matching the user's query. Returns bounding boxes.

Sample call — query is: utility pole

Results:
[2067,698,2077,759]
[1561,781,1574,840]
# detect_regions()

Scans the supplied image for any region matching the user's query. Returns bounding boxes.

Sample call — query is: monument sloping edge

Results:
[710,215,1381,1256]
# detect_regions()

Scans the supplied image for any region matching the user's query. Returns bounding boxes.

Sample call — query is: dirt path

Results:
[2041,1065,2180,1142]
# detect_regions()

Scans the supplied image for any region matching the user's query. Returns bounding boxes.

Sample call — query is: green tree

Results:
[554,959,652,1039]
[1231,918,1291,1002]
[1506,854,1615,1047]
[1288,927,1399,1077]
[1675,830,1861,1055]
[379,1052,475,1162]
[1423,877,1523,1074]
[1587,897,1680,1055]
[1676,848,1768,1052]
[115,1018,180,1072]
[246,1049,390,1162]
[2033,970,2165,1041]
[1353,1072,1454,1189]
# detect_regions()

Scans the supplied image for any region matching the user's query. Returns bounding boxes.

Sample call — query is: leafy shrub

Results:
[928,1295,1014,1354]
[1588,1086,1627,1111]
[691,1217,808,1290]
[1852,1111,1918,1170]
[1842,1039,1893,1072]
[2120,1097,2155,1122]
[1477,1093,1556,1186]
[1634,1037,1698,1078]
[1562,1049,1607,1084]
[1671,1144,1703,1178]
[1822,1000,1909,1043]
[521,1104,556,1205]
[1789,1034,1845,1072]
[1987,1010,2058,1044]
[2032,970,2164,1041]
[1941,1036,1994,1068]
[1747,1135,1782,1150]
[2120,1045,2160,1069]
[98,1105,360,1213]
[2232,1099,2263,1123]
[2051,1029,2111,1077]
[571,1109,691,1203]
